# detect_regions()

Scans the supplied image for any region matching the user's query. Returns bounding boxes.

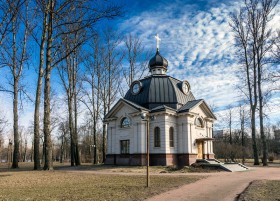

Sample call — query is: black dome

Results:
[124,75,195,110]
[149,49,168,71]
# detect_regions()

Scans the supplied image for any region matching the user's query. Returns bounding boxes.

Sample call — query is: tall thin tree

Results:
[0,0,30,168]
[230,0,278,166]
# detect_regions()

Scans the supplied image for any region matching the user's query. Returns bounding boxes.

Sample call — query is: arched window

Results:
[195,117,203,128]
[154,127,160,147]
[169,127,174,147]
[121,117,130,128]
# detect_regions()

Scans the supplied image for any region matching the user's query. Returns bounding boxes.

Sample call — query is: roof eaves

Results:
[150,105,176,113]
[104,98,149,120]
[177,99,203,113]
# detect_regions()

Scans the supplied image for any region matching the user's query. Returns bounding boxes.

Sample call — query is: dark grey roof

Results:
[124,75,195,110]
[149,49,168,71]
[177,99,217,120]
[121,98,149,111]
[150,105,176,113]
[177,99,203,113]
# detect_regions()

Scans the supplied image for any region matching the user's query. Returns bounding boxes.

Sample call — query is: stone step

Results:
[220,163,249,172]
[195,159,249,172]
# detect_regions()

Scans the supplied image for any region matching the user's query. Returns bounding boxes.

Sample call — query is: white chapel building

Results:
[104,37,216,166]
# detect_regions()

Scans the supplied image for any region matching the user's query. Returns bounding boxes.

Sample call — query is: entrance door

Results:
[197,141,204,159]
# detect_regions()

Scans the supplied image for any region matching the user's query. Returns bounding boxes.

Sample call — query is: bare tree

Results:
[238,103,250,164]
[100,27,124,162]
[33,0,48,170]
[33,0,122,170]
[0,0,26,46]
[220,105,237,161]
[57,33,83,166]
[0,0,30,168]
[230,0,278,166]
[0,112,7,135]
[274,30,280,63]
[58,121,70,163]
[81,35,103,164]
[122,34,150,94]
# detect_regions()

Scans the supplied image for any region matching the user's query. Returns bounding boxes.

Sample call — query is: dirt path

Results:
[145,167,280,201]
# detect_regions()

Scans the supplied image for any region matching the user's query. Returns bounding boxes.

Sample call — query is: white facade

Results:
[105,99,216,166]
[104,47,216,166]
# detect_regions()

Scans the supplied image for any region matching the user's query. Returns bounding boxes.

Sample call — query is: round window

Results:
[195,117,203,128]
[181,81,190,94]
[121,117,130,128]
[130,80,142,95]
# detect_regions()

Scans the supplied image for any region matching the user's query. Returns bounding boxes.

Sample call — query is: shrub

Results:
[268,155,274,162]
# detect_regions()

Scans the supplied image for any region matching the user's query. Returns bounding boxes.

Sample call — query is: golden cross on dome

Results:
[155,34,161,50]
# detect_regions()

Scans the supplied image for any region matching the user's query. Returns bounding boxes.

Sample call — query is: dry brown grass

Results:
[0,163,204,201]
[237,180,280,201]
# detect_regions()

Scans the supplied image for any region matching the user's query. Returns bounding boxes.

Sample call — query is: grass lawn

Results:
[237,180,280,201]
[0,163,204,201]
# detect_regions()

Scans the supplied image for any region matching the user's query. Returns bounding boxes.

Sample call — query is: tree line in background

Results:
[0,0,151,170]
[213,105,280,164]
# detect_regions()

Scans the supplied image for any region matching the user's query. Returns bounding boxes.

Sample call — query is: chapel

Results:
[104,35,216,166]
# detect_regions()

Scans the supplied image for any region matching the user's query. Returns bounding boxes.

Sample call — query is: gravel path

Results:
[145,167,280,201]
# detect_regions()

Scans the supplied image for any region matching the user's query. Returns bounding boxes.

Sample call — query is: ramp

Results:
[196,159,249,172]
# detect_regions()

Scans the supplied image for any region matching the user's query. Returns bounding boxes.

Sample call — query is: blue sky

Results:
[0,0,280,133]
[115,0,280,126]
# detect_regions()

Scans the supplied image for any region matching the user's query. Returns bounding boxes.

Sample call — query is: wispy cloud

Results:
[119,0,280,126]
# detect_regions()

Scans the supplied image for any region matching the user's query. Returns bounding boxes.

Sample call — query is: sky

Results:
[114,0,280,127]
[0,0,280,137]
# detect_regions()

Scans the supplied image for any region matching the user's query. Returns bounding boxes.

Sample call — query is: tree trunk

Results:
[68,93,75,166]
[60,135,64,163]
[12,16,19,168]
[258,78,268,166]
[73,57,80,165]
[102,123,106,163]
[34,8,47,170]
[251,109,259,165]
[240,107,245,165]
[43,68,53,170]
[12,81,19,168]
[43,0,54,170]
[102,104,107,163]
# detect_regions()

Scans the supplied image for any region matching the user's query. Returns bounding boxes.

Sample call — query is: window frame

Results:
[169,127,174,147]
[120,140,130,154]
[195,117,204,128]
[154,127,161,147]
[121,117,131,128]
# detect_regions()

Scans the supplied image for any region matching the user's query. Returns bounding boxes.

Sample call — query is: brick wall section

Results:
[105,153,197,166]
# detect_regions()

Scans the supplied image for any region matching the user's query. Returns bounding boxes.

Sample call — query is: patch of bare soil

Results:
[237,180,280,201]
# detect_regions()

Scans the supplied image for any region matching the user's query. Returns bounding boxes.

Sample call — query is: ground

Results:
[237,180,280,201]
[0,162,280,201]
[146,166,280,201]
[0,163,203,201]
